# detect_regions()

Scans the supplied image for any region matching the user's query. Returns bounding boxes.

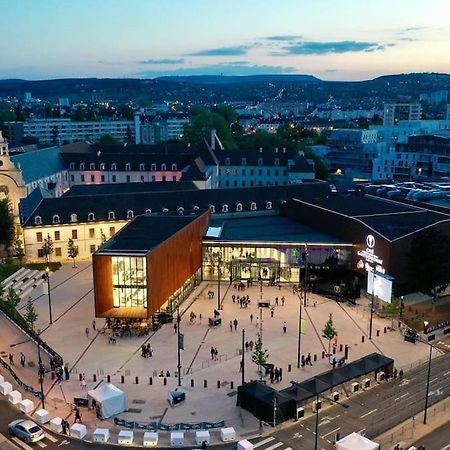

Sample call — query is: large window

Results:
[112,256,147,308]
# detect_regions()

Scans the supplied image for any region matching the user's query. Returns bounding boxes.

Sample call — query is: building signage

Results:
[356,234,383,271]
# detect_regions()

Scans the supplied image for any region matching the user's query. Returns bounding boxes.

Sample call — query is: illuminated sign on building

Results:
[356,234,384,273]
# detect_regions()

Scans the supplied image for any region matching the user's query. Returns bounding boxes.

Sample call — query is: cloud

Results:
[137,63,297,78]
[97,60,126,65]
[138,58,184,65]
[401,26,428,32]
[277,40,389,55]
[188,45,250,56]
[265,35,302,41]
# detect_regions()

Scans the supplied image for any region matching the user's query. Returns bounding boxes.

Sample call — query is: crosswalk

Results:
[10,432,66,450]
[251,436,292,450]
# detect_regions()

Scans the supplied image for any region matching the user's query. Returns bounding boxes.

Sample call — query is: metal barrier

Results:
[113,418,225,431]
[0,357,43,399]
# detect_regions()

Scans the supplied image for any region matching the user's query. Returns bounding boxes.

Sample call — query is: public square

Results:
[0,260,440,447]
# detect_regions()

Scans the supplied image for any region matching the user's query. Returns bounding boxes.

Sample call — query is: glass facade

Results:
[202,244,352,283]
[112,256,147,308]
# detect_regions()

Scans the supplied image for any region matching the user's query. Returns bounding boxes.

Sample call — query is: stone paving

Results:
[0,261,437,446]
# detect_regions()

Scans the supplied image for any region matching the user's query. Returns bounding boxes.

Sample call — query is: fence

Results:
[0,357,43,400]
[375,398,450,448]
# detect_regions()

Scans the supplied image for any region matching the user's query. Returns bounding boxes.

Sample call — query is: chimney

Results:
[211,129,217,150]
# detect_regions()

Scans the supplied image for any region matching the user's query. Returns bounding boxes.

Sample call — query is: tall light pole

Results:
[399,295,404,321]
[297,290,302,369]
[423,321,432,425]
[37,342,45,409]
[369,269,375,340]
[43,267,53,325]
[241,329,245,386]
[176,306,182,387]
[314,394,320,450]
[217,254,222,310]
[302,244,309,307]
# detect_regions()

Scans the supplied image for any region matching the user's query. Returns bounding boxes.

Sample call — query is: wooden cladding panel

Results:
[146,211,210,317]
[93,254,113,317]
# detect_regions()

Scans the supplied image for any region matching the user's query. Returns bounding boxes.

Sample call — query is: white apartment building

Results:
[134,114,190,144]
[383,103,422,126]
[5,118,134,146]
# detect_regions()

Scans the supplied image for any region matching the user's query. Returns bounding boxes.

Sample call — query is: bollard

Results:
[79,373,82,381]
[163,377,167,386]
[230,381,234,390]
[314,354,317,362]
[288,364,291,372]
[51,372,55,380]
[135,376,139,384]
[339,344,343,352]
[107,375,111,383]
[121,375,125,384]
[149,377,153,385]
[191,379,194,387]
[362,335,365,343]
[204,379,207,388]
[333,346,336,355]
[322,351,325,359]
[93,374,97,382]
[217,380,221,389]
[384,327,387,334]
[344,345,349,360]
[376,330,380,337]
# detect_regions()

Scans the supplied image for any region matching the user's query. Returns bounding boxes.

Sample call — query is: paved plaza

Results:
[0,261,440,446]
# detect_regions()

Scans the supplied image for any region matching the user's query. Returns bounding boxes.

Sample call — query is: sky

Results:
[1,0,450,81]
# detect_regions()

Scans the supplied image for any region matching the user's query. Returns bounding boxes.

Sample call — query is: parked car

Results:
[8,419,45,443]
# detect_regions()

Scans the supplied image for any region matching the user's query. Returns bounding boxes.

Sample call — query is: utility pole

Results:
[43,267,53,325]
[177,305,181,387]
[241,329,245,386]
[37,342,45,409]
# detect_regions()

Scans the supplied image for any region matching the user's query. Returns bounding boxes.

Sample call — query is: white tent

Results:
[335,432,379,450]
[87,383,126,419]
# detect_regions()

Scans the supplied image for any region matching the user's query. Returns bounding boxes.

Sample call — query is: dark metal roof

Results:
[22,182,330,227]
[97,211,207,253]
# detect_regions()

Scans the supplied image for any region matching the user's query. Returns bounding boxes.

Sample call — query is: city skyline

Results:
[1,0,450,81]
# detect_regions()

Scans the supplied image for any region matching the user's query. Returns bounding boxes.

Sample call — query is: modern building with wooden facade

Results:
[93,210,210,319]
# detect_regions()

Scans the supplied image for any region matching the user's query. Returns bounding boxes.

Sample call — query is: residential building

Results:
[419,90,448,105]
[5,118,134,146]
[134,114,190,144]
[447,104,450,120]
[383,103,422,126]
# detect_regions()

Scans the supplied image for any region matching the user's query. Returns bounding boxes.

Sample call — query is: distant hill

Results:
[155,74,321,85]
[0,72,449,103]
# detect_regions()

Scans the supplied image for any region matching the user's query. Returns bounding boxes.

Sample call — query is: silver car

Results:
[8,419,45,443]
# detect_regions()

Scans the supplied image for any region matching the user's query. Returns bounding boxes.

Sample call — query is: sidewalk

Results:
[0,261,441,446]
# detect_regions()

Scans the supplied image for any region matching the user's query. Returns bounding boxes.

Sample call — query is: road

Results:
[412,421,450,450]
[1,353,448,450]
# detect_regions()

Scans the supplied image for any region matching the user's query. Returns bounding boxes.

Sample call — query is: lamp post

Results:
[302,245,309,308]
[176,306,182,387]
[297,285,302,368]
[43,267,53,325]
[37,342,45,409]
[241,329,245,386]
[422,320,433,425]
[369,269,375,340]
[314,394,320,450]
[399,295,404,322]
[217,255,222,310]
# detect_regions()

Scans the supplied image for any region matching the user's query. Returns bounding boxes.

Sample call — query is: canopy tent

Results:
[237,381,295,425]
[335,432,379,450]
[87,383,126,419]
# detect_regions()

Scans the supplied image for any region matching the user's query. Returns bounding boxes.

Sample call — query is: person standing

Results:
[233,318,238,331]
[229,321,233,332]
[81,373,86,388]
[210,347,215,360]
[308,353,313,366]
[85,327,89,338]
[214,348,219,361]
[8,353,14,365]
[279,367,283,381]
[20,353,26,368]
[74,406,82,423]
[92,320,96,331]
[283,322,287,333]
[250,314,253,324]
[281,296,285,306]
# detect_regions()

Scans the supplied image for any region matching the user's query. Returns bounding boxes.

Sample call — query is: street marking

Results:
[357,428,366,435]
[36,441,47,448]
[360,408,377,418]
[321,427,340,439]
[254,437,275,448]
[292,432,302,439]
[443,370,450,376]
[430,377,438,383]
[395,392,409,401]
[11,437,34,450]
[44,433,58,443]
[265,443,284,450]
[439,445,450,450]
[58,440,70,447]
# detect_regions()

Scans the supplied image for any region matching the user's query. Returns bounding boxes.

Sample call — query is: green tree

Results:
[24,299,38,330]
[14,104,26,121]
[5,287,21,312]
[67,238,79,268]
[99,134,118,145]
[383,299,401,330]
[251,332,269,380]
[0,198,15,250]
[410,229,450,298]
[14,238,25,262]
[304,149,329,181]
[0,109,16,128]
[322,313,338,356]
[183,108,237,149]
[216,104,238,126]
[121,105,134,120]
[40,234,54,262]
[72,105,85,122]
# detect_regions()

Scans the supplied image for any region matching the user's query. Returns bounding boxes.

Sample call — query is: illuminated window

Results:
[112,256,147,308]
[70,213,77,222]
[35,216,42,225]
[52,214,60,224]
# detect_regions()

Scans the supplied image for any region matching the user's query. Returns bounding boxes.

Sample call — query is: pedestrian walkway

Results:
[250,436,292,450]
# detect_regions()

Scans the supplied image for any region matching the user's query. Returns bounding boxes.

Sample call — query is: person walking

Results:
[74,406,82,423]
[214,348,219,361]
[85,327,89,338]
[250,314,253,323]
[270,369,274,383]
[275,297,279,306]
[281,296,285,306]
[92,320,96,331]
[20,353,26,368]
[210,347,215,360]
[233,318,238,331]
[301,355,305,368]
[8,353,14,365]
[279,367,283,381]
[282,322,287,333]
[307,352,313,366]
[270,308,274,318]
[229,321,233,332]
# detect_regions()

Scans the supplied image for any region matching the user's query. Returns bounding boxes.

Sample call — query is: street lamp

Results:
[241,329,245,386]
[297,288,303,369]
[369,269,376,340]
[421,321,433,425]
[399,295,404,321]
[43,267,53,325]
[176,305,182,387]
[302,245,309,308]
[217,254,222,310]
[37,342,45,409]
